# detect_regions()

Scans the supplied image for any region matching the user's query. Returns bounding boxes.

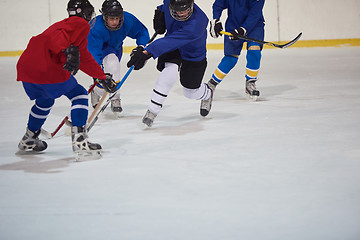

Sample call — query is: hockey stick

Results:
[87,65,134,132]
[220,31,302,49]
[40,81,98,139]
[87,32,159,132]
[88,91,108,124]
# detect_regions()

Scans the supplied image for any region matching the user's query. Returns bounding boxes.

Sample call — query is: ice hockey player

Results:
[87,0,150,116]
[17,0,117,158]
[201,0,265,116]
[126,0,211,127]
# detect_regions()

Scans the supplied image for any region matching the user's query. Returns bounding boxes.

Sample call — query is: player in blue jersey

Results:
[87,0,150,116]
[201,0,265,116]
[126,0,212,127]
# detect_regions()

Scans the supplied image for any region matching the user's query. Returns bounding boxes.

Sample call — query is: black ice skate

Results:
[71,126,102,161]
[111,97,122,117]
[142,110,157,128]
[200,79,217,117]
[245,80,260,101]
[18,128,48,152]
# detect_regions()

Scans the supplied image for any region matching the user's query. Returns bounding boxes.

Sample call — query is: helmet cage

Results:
[169,0,194,21]
[101,14,124,31]
[101,0,124,31]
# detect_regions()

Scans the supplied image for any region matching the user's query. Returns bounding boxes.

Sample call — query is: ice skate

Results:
[245,80,260,101]
[142,110,157,128]
[111,97,122,117]
[71,126,102,161]
[90,87,101,109]
[18,128,47,152]
[200,79,217,117]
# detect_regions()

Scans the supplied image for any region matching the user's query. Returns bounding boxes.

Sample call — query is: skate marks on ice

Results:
[212,84,296,102]
[0,150,104,173]
[141,117,205,136]
[0,151,73,173]
[138,112,238,136]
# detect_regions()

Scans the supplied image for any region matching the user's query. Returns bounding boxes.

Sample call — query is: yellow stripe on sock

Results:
[246,68,259,78]
[214,68,227,80]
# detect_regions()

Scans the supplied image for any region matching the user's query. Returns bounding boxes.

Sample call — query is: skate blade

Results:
[246,93,258,102]
[142,123,152,129]
[15,149,46,155]
[75,150,102,162]
[112,112,122,119]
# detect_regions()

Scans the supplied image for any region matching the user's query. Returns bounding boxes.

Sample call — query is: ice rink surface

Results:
[1,47,360,240]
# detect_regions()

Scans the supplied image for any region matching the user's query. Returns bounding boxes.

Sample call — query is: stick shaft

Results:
[220,31,302,49]
[49,81,98,137]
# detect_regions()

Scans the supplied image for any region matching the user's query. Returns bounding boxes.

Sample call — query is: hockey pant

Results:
[27,84,88,132]
[148,62,212,115]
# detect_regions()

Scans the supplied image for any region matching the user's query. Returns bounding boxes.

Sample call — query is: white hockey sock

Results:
[102,53,121,99]
[183,82,211,100]
[149,62,178,115]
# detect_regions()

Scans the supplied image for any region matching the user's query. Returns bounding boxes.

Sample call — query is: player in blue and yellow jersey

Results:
[201,0,265,116]
[87,0,150,116]
[126,0,212,127]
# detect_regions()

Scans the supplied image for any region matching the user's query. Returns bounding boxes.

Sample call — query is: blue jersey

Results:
[213,0,265,32]
[146,0,208,62]
[88,12,150,65]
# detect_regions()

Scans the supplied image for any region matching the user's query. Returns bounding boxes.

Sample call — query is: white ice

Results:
[1,47,360,240]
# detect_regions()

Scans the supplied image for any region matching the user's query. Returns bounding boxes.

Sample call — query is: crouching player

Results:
[16,0,117,159]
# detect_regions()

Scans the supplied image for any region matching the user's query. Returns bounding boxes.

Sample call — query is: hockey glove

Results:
[209,19,223,38]
[230,27,247,41]
[153,8,166,34]
[63,45,80,75]
[98,73,117,93]
[127,46,152,70]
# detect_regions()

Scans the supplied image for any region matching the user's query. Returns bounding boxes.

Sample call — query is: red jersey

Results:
[17,16,106,84]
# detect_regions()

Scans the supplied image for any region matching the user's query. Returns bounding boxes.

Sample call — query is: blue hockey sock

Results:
[245,44,262,81]
[212,55,238,84]
[65,84,89,127]
[28,98,54,132]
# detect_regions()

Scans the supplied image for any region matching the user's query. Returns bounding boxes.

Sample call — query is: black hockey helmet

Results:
[100,0,124,31]
[169,0,194,21]
[67,0,95,22]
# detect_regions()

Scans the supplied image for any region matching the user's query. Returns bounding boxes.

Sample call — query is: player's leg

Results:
[142,50,181,127]
[18,97,54,152]
[65,84,101,156]
[244,26,264,100]
[177,58,212,116]
[103,53,122,113]
[245,43,262,100]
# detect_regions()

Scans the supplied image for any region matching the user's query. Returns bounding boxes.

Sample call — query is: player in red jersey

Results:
[17,0,117,156]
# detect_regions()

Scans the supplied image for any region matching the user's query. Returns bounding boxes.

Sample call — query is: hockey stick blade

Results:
[220,31,302,49]
[40,128,53,139]
[269,32,302,48]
